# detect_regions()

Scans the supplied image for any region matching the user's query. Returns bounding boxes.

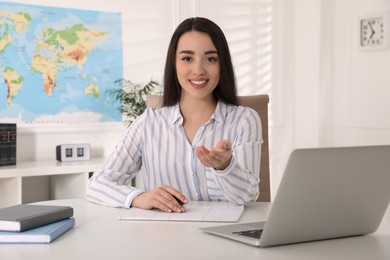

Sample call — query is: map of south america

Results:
[0,3,122,123]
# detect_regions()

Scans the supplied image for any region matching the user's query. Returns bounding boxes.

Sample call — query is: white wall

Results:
[270,0,390,197]
[288,0,390,149]
[333,0,390,146]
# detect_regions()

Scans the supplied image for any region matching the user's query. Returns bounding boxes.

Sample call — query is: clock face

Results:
[361,17,384,46]
[360,13,389,49]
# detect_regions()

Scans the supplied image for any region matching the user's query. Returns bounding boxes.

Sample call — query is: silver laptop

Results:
[200,145,390,247]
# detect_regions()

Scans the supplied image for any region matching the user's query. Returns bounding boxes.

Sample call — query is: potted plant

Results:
[108,78,160,126]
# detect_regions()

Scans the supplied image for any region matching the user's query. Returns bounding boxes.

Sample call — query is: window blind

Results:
[199,0,273,96]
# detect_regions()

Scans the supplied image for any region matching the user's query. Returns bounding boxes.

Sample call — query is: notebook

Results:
[0,218,75,244]
[200,145,390,247]
[0,204,73,232]
[119,203,244,222]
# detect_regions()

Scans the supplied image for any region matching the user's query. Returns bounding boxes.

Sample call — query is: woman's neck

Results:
[179,95,218,143]
[179,95,217,121]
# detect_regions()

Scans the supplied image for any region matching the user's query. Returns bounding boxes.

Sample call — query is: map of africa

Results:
[0,2,123,124]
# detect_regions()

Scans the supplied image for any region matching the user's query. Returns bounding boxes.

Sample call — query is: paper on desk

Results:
[119,204,244,222]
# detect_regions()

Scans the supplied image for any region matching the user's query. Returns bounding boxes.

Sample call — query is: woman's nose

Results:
[192,60,206,75]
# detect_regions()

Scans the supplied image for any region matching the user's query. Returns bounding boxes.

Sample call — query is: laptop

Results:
[200,145,390,247]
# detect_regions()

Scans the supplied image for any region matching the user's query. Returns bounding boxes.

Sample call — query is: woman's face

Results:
[175,31,220,102]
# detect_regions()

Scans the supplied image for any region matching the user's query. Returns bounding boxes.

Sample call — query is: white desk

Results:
[1,199,389,260]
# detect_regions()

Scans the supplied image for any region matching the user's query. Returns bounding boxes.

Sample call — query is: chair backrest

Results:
[237,95,270,202]
[146,94,271,202]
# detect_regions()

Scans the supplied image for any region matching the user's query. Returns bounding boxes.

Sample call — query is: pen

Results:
[174,196,185,206]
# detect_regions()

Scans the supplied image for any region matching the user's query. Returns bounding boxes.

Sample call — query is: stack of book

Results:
[0,204,75,244]
[0,123,17,166]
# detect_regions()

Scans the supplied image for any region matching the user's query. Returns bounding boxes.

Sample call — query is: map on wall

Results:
[0,2,123,124]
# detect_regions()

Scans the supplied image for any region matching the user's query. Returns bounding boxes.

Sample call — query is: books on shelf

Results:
[0,204,73,232]
[0,218,75,244]
[0,123,16,166]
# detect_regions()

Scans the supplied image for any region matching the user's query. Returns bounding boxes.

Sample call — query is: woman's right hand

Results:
[131,185,188,213]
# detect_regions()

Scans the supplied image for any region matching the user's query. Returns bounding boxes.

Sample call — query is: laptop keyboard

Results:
[233,229,263,239]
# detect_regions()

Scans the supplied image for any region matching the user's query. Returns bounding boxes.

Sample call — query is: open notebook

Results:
[119,203,244,222]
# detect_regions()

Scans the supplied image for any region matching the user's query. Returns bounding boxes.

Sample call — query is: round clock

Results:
[360,12,390,50]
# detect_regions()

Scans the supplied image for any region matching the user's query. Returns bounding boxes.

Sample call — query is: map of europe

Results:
[0,2,123,124]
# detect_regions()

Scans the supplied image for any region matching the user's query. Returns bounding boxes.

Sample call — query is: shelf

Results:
[0,157,106,207]
[0,157,106,178]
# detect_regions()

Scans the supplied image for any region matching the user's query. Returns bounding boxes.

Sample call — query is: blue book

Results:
[0,218,75,244]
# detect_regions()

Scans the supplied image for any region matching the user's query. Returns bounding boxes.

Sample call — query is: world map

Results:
[0,2,123,124]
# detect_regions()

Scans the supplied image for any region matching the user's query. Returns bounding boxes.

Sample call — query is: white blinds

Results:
[198,0,273,96]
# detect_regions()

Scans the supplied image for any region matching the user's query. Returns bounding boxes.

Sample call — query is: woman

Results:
[86,17,262,213]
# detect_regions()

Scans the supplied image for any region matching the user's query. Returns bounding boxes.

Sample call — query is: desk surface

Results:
[1,199,390,260]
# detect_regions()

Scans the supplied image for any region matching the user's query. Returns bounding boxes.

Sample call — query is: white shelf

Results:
[0,157,105,178]
[0,157,105,207]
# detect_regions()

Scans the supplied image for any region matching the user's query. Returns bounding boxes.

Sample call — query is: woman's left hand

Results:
[196,140,232,171]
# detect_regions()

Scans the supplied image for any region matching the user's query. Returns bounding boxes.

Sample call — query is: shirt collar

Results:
[172,105,182,124]
[172,100,228,125]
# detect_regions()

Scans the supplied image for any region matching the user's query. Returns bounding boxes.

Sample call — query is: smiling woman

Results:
[87,17,263,213]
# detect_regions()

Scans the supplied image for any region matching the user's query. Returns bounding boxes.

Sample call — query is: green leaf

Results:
[107,78,160,126]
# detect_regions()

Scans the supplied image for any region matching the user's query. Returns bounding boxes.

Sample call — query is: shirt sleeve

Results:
[85,110,148,208]
[209,107,262,206]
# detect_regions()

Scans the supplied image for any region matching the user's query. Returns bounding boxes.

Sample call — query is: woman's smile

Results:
[189,79,209,89]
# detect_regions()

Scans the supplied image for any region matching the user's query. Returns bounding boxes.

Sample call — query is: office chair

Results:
[146,94,271,202]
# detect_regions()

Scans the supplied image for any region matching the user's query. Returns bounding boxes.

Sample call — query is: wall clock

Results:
[360,12,390,50]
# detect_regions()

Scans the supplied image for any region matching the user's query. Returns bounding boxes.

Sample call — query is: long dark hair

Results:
[162,17,238,106]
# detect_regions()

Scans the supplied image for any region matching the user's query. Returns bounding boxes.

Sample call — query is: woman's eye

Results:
[206,57,218,63]
[182,57,192,62]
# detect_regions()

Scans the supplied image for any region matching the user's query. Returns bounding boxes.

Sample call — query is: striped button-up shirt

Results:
[86,100,262,208]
